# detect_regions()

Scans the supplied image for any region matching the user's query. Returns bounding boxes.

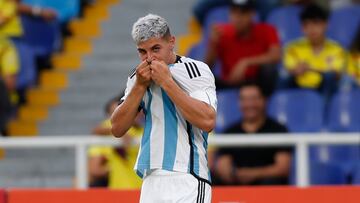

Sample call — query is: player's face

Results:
[136,36,176,64]
[239,86,266,122]
[302,20,327,44]
[229,8,254,33]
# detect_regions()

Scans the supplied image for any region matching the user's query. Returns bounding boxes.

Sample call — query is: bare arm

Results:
[111,61,151,137]
[151,60,216,132]
[204,25,221,68]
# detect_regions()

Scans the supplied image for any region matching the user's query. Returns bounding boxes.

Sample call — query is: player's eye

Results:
[138,49,146,54]
[152,47,160,52]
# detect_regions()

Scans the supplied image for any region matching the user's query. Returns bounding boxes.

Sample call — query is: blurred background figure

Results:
[16,0,58,22]
[281,4,346,101]
[212,82,291,185]
[88,95,143,189]
[0,0,23,37]
[346,24,360,88]
[205,0,281,94]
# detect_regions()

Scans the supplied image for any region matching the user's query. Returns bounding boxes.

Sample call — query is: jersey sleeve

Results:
[120,73,136,103]
[283,43,299,70]
[1,41,19,76]
[181,61,218,111]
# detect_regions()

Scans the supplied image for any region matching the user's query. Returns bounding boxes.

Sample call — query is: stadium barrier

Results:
[0,133,359,189]
[4,186,360,203]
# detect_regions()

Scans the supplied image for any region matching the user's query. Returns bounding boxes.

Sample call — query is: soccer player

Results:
[111,14,217,202]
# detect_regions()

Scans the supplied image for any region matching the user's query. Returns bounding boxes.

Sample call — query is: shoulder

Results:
[325,39,345,52]
[265,117,288,133]
[172,56,213,78]
[224,120,243,133]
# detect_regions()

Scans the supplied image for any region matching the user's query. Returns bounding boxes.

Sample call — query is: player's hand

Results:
[135,60,152,88]
[150,60,172,87]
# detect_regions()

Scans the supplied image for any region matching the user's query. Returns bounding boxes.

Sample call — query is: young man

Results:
[111,14,217,202]
[282,4,346,98]
[205,0,281,92]
[213,82,291,185]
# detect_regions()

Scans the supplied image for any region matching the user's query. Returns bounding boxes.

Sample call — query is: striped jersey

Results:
[121,55,217,183]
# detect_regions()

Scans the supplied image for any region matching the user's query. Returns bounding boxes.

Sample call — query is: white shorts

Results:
[139,169,211,203]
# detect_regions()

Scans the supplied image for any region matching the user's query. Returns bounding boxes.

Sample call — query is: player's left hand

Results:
[150,60,173,87]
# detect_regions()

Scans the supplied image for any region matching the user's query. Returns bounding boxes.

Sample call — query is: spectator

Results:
[282,4,346,100]
[205,0,281,93]
[0,0,23,37]
[346,23,360,88]
[213,82,292,185]
[0,79,11,135]
[88,96,143,189]
[0,36,19,104]
[16,0,57,21]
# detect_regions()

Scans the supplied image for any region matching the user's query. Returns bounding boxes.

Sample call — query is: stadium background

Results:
[0,0,359,202]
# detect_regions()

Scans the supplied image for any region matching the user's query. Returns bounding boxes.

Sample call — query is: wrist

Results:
[160,77,174,90]
[134,82,148,92]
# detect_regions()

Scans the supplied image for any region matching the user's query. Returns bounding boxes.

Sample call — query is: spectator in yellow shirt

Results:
[88,96,143,189]
[282,4,346,99]
[0,0,23,37]
[346,24,360,87]
[0,36,19,104]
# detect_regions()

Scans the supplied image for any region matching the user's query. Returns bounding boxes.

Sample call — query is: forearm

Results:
[111,84,146,137]
[249,165,289,179]
[161,79,215,132]
[246,47,281,66]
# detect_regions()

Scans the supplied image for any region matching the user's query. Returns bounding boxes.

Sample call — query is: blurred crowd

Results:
[0,0,94,135]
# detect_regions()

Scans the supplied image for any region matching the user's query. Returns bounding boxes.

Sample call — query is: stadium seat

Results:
[12,40,37,90]
[22,0,80,23]
[327,5,360,48]
[352,165,360,184]
[267,5,303,44]
[267,89,324,132]
[20,15,61,57]
[327,90,360,132]
[203,6,230,39]
[310,161,347,185]
[216,89,241,133]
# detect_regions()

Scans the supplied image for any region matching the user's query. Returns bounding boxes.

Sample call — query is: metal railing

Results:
[0,133,359,189]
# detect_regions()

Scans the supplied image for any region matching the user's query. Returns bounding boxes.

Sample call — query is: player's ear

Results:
[169,36,176,50]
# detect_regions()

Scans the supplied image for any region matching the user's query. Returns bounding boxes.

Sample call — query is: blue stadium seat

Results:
[327,90,360,132]
[22,0,80,23]
[216,89,241,133]
[352,165,360,184]
[267,5,303,44]
[12,40,37,90]
[267,89,324,132]
[20,15,61,57]
[310,161,347,185]
[327,5,360,48]
[203,6,230,40]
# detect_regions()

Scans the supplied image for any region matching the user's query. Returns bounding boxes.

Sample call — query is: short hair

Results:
[238,81,266,98]
[300,4,329,23]
[131,14,171,44]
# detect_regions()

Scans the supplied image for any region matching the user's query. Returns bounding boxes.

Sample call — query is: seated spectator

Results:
[88,96,143,189]
[0,36,19,104]
[0,0,23,37]
[282,4,346,100]
[16,0,57,21]
[0,79,11,135]
[205,0,281,93]
[212,82,292,185]
[346,23,360,88]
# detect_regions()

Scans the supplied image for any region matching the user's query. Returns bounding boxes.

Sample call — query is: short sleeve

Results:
[283,44,299,70]
[189,88,217,111]
[120,74,136,103]
[1,41,19,76]
[264,25,280,47]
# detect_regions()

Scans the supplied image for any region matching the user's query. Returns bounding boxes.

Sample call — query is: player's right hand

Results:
[135,59,152,87]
